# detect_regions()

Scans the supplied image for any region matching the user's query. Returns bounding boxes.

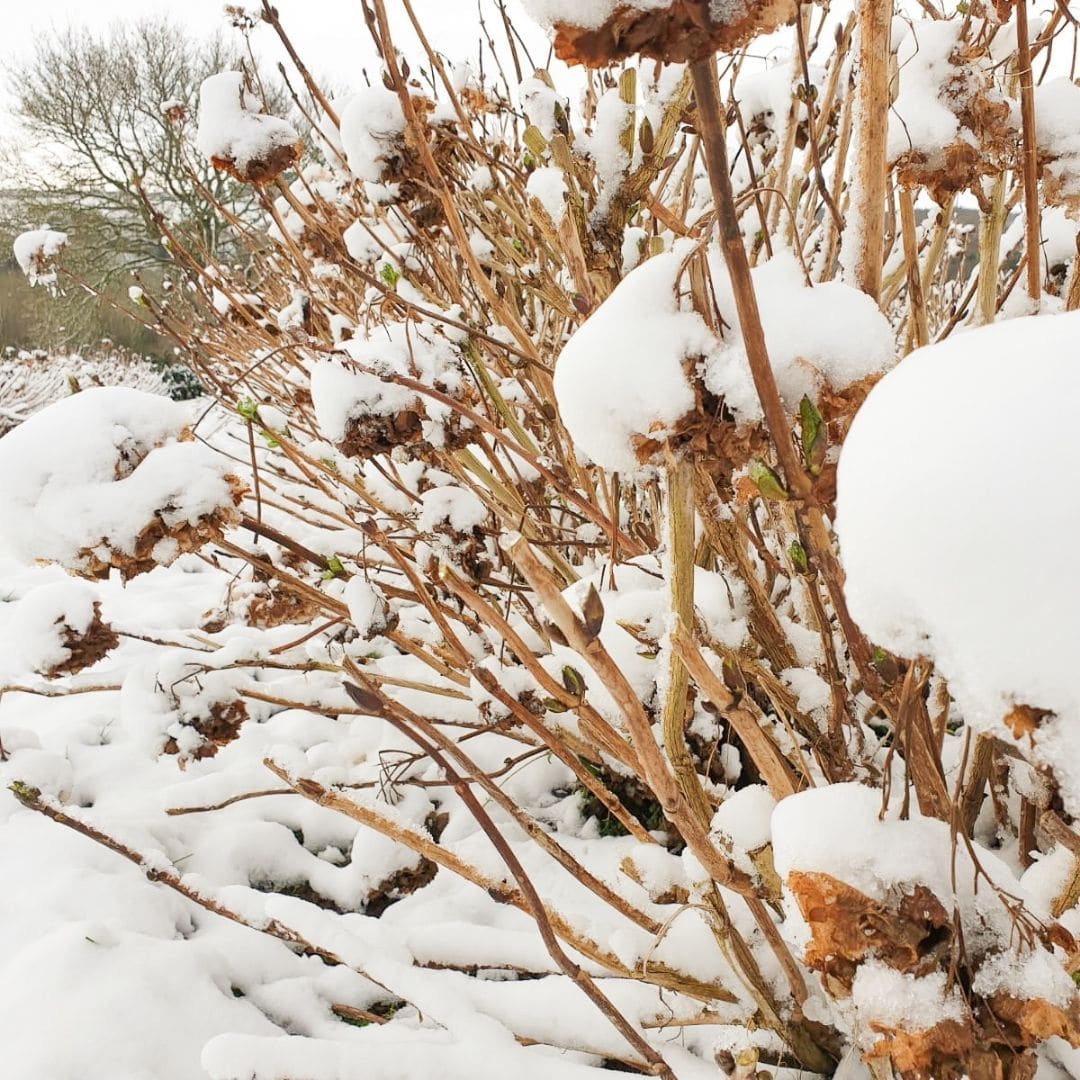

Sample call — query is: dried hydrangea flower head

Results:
[196,70,302,184]
[523,0,799,65]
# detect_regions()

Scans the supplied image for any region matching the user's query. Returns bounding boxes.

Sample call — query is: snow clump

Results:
[196,72,301,184]
[337,87,406,184]
[836,311,1080,809]
[0,388,242,579]
[13,230,68,289]
[553,243,894,473]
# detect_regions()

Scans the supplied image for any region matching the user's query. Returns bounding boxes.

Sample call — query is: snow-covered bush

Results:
[0,387,243,579]
[0,348,181,435]
[4,3,1080,1079]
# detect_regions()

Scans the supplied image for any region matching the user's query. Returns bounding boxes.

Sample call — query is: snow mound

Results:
[1,580,113,676]
[836,311,1080,736]
[0,388,241,579]
[525,166,568,226]
[0,351,174,436]
[521,0,668,30]
[772,783,1029,910]
[552,246,716,473]
[310,320,468,460]
[704,248,895,416]
[197,72,301,184]
[1036,78,1080,216]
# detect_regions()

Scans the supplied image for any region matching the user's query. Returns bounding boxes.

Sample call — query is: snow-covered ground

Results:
[0,401,759,1080]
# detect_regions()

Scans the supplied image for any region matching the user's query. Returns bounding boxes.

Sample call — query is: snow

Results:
[525,166,568,226]
[7,8,1080,1078]
[2,922,280,1080]
[780,667,831,717]
[703,249,896,417]
[1034,78,1080,162]
[836,312,1080,804]
[310,359,416,443]
[310,319,464,452]
[337,87,405,184]
[553,244,895,473]
[0,350,174,436]
[343,578,391,639]
[521,0,674,32]
[552,244,713,473]
[1036,78,1080,214]
[711,785,775,852]
[583,88,631,211]
[518,77,561,140]
[772,782,1048,937]
[850,962,965,1033]
[416,486,488,533]
[973,946,1077,1010]
[887,20,969,164]
[0,388,238,576]
[1,579,100,674]
[196,72,300,179]
[13,229,67,288]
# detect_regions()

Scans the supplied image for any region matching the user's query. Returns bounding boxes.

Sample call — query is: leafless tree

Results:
[2,16,287,280]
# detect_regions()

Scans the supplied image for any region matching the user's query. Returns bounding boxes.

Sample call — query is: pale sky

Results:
[2,0,555,107]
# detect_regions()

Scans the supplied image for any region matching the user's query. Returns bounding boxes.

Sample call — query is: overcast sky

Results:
[3,0,554,104]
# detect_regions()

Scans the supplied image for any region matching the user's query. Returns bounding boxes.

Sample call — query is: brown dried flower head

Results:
[546,0,799,66]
